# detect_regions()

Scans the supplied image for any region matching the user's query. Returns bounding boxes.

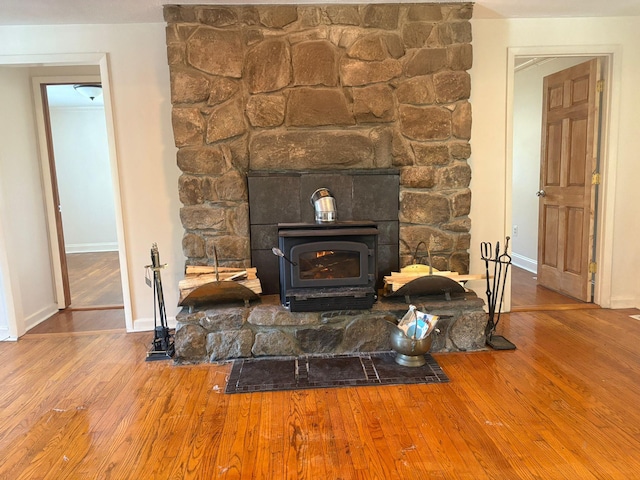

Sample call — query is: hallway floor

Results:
[27,252,125,335]
[510,265,597,311]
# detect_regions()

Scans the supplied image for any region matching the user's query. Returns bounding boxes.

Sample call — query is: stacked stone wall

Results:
[165,3,473,273]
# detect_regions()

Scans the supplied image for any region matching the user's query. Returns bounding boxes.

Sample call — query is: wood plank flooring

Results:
[29,252,126,334]
[66,251,123,308]
[510,266,598,311]
[26,308,125,335]
[3,307,640,478]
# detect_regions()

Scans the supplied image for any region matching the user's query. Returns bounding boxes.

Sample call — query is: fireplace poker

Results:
[480,241,492,315]
[272,247,297,266]
[490,241,500,318]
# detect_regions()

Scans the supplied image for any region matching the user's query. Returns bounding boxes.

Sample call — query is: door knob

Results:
[536,190,546,197]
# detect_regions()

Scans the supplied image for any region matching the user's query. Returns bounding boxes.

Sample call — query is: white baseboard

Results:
[132,316,177,332]
[65,242,118,254]
[609,296,640,310]
[511,253,537,273]
[24,303,59,333]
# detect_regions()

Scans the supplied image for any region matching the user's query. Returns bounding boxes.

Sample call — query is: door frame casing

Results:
[506,45,621,309]
[0,52,133,335]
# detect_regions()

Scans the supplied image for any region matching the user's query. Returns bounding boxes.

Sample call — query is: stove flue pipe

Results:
[310,188,337,223]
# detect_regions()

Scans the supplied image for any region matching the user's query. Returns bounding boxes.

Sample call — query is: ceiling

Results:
[1,0,639,25]
[46,84,104,108]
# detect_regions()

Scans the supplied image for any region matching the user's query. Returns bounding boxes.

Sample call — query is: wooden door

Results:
[40,84,72,308]
[537,59,601,301]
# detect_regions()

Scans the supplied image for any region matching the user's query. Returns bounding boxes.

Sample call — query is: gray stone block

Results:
[296,326,343,354]
[174,323,208,362]
[207,329,254,361]
[252,330,300,356]
[200,307,246,331]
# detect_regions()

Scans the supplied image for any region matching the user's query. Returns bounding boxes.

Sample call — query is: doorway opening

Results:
[510,54,608,312]
[31,78,125,333]
[41,82,124,311]
[0,54,132,339]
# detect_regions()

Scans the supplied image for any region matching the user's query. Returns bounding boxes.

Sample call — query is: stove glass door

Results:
[290,241,369,287]
[298,249,361,280]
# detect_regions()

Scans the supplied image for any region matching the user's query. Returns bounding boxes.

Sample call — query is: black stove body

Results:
[278,221,378,312]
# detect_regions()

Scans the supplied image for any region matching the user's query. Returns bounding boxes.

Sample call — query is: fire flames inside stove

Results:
[299,250,361,280]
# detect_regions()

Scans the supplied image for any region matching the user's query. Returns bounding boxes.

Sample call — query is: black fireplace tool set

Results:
[481,236,516,350]
[145,243,175,361]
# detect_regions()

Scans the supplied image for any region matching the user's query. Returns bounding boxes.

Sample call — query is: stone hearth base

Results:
[174,292,487,363]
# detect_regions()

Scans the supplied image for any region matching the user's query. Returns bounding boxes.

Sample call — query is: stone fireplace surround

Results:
[165,3,484,361]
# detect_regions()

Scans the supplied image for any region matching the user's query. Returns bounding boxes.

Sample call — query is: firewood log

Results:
[178,267,262,301]
[383,271,487,293]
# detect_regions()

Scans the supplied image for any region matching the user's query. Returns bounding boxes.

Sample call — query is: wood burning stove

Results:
[278,221,378,312]
[247,170,399,296]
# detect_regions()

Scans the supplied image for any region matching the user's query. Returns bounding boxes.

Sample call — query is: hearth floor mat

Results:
[225,351,449,394]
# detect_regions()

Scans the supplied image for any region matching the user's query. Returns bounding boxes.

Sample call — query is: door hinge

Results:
[589,262,598,274]
[592,172,601,185]
[596,80,605,93]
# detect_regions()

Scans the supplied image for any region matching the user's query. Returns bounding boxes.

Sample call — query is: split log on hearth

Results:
[178,267,262,307]
[184,265,258,279]
[383,269,487,294]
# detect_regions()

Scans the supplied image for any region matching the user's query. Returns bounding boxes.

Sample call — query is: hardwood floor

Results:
[28,252,126,335]
[510,265,599,311]
[26,308,125,335]
[66,251,124,308]
[3,307,640,478]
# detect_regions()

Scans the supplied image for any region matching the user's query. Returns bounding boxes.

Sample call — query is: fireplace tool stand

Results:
[481,237,516,350]
[145,243,175,361]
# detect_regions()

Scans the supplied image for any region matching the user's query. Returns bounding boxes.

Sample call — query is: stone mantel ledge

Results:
[174,292,487,363]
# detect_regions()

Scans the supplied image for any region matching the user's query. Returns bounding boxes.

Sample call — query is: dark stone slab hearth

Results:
[225,351,449,393]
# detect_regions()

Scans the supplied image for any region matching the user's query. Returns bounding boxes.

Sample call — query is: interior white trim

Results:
[24,304,59,332]
[133,316,177,333]
[65,242,119,254]
[511,253,537,274]
[98,54,134,333]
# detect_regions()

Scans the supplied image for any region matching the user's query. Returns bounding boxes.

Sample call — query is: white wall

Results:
[0,67,58,336]
[0,268,9,340]
[49,106,118,253]
[470,16,640,309]
[512,57,592,272]
[0,24,183,333]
